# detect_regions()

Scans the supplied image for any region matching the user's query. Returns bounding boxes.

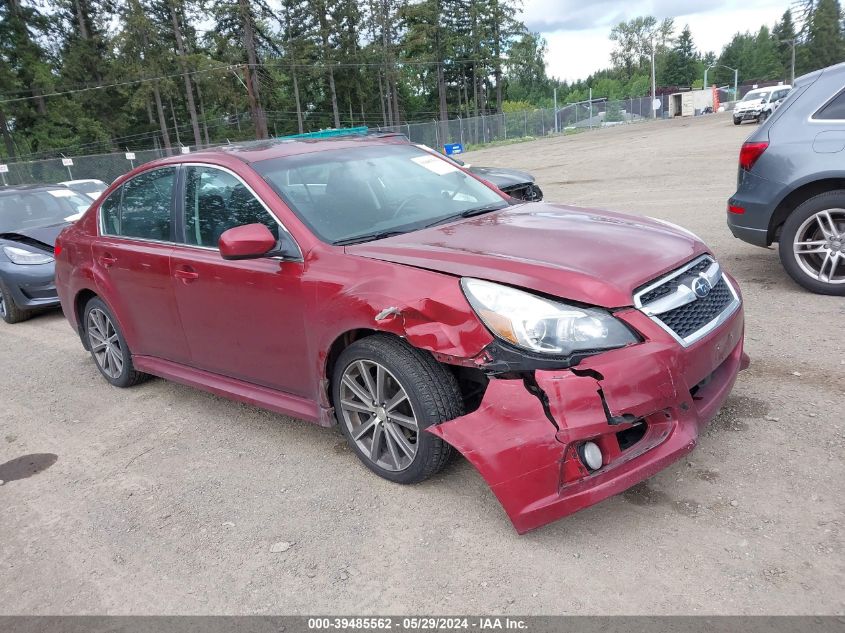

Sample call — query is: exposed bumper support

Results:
[428,306,748,534]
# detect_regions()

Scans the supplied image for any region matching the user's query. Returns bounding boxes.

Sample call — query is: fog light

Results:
[578,441,603,471]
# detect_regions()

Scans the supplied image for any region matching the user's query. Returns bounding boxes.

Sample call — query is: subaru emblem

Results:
[692,276,712,299]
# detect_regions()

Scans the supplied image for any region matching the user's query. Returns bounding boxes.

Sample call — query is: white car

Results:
[59,179,108,200]
[733,85,792,125]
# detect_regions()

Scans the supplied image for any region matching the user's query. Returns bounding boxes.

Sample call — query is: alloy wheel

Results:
[87,308,124,379]
[792,209,845,285]
[338,359,419,472]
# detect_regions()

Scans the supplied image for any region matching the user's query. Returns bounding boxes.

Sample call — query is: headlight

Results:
[461,278,637,355]
[3,245,54,265]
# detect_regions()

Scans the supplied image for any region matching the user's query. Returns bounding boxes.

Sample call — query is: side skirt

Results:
[132,355,322,425]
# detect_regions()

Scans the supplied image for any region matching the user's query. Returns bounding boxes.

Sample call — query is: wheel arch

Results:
[324,328,379,390]
[321,328,489,421]
[769,178,845,243]
[73,287,99,349]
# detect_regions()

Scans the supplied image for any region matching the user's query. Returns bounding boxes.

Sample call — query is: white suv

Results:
[733,85,792,125]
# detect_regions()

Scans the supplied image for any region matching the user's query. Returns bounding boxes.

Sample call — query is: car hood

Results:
[468,166,535,188]
[0,222,70,250]
[736,98,764,111]
[346,203,707,308]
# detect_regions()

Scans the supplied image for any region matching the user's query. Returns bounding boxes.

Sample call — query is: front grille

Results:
[635,255,740,346]
[655,277,733,338]
[639,258,711,304]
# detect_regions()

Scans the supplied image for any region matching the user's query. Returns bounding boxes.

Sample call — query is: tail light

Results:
[54,239,63,258]
[739,141,769,171]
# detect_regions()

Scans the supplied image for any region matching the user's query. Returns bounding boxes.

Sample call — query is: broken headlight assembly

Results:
[461,278,637,357]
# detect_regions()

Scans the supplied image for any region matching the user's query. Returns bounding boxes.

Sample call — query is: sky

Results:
[519,0,794,81]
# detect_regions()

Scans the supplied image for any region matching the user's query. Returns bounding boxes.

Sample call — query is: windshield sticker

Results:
[48,189,76,198]
[411,155,459,175]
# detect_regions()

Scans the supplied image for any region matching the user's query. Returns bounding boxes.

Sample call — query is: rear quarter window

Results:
[814,89,845,120]
[100,189,122,235]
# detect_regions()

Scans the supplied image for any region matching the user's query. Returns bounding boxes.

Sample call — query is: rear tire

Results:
[83,297,149,387]
[332,334,462,484]
[0,277,32,324]
[778,190,845,296]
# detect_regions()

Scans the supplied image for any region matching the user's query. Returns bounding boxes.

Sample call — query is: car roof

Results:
[0,184,69,195]
[796,61,845,87]
[143,134,410,170]
[749,85,790,93]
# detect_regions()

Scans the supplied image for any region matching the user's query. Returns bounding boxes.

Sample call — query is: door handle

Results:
[99,254,117,268]
[174,267,199,282]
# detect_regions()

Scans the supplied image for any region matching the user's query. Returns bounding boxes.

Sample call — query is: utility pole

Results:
[651,35,657,119]
[785,38,796,84]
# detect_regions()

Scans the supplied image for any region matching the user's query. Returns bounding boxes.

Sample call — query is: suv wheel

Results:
[83,297,149,387]
[733,116,741,125]
[332,334,462,484]
[778,191,845,295]
[0,278,32,324]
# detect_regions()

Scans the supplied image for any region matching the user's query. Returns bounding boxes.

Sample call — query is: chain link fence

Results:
[0,148,171,187]
[1,95,678,186]
[378,95,669,150]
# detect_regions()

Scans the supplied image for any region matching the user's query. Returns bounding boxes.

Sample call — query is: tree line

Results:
[1,0,547,160]
[1,0,844,161]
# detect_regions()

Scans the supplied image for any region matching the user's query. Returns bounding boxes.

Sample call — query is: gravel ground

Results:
[1,113,843,615]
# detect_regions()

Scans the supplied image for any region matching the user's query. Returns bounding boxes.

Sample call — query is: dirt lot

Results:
[1,113,843,615]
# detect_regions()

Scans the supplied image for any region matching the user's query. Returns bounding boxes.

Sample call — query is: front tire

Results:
[83,297,149,387]
[0,277,31,324]
[733,116,741,125]
[332,334,463,484]
[778,191,845,295]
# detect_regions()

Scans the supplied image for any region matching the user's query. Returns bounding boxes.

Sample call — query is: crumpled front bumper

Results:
[428,297,748,534]
[735,109,761,120]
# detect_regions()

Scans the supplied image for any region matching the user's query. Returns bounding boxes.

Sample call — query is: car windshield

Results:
[743,90,769,101]
[253,144,509,244]
[0,189,91,232]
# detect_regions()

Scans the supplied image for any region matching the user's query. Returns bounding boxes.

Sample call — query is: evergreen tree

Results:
[806,0,845,70]
[772,9,801,81]
[663,25,699,86]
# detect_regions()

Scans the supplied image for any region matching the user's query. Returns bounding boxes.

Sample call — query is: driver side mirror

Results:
[219,223,278,260]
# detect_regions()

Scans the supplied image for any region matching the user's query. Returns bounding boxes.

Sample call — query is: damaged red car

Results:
[54,135,749,533]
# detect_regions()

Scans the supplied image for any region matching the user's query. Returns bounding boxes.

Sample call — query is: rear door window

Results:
[815,89,845,120]
[104,167,175,241]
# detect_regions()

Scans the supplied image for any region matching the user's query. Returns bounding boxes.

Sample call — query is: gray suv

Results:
[728,62,845,295]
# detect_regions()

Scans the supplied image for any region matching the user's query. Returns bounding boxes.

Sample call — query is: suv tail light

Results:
[739,141,769,171]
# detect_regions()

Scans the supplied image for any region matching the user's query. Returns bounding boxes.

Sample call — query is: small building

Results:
[668,89,714,117]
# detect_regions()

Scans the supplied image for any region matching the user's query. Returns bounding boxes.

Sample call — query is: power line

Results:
[0,64,238,105]
[1,58,494,105]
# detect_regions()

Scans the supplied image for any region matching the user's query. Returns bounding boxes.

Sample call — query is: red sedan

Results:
[54,135,749,533]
